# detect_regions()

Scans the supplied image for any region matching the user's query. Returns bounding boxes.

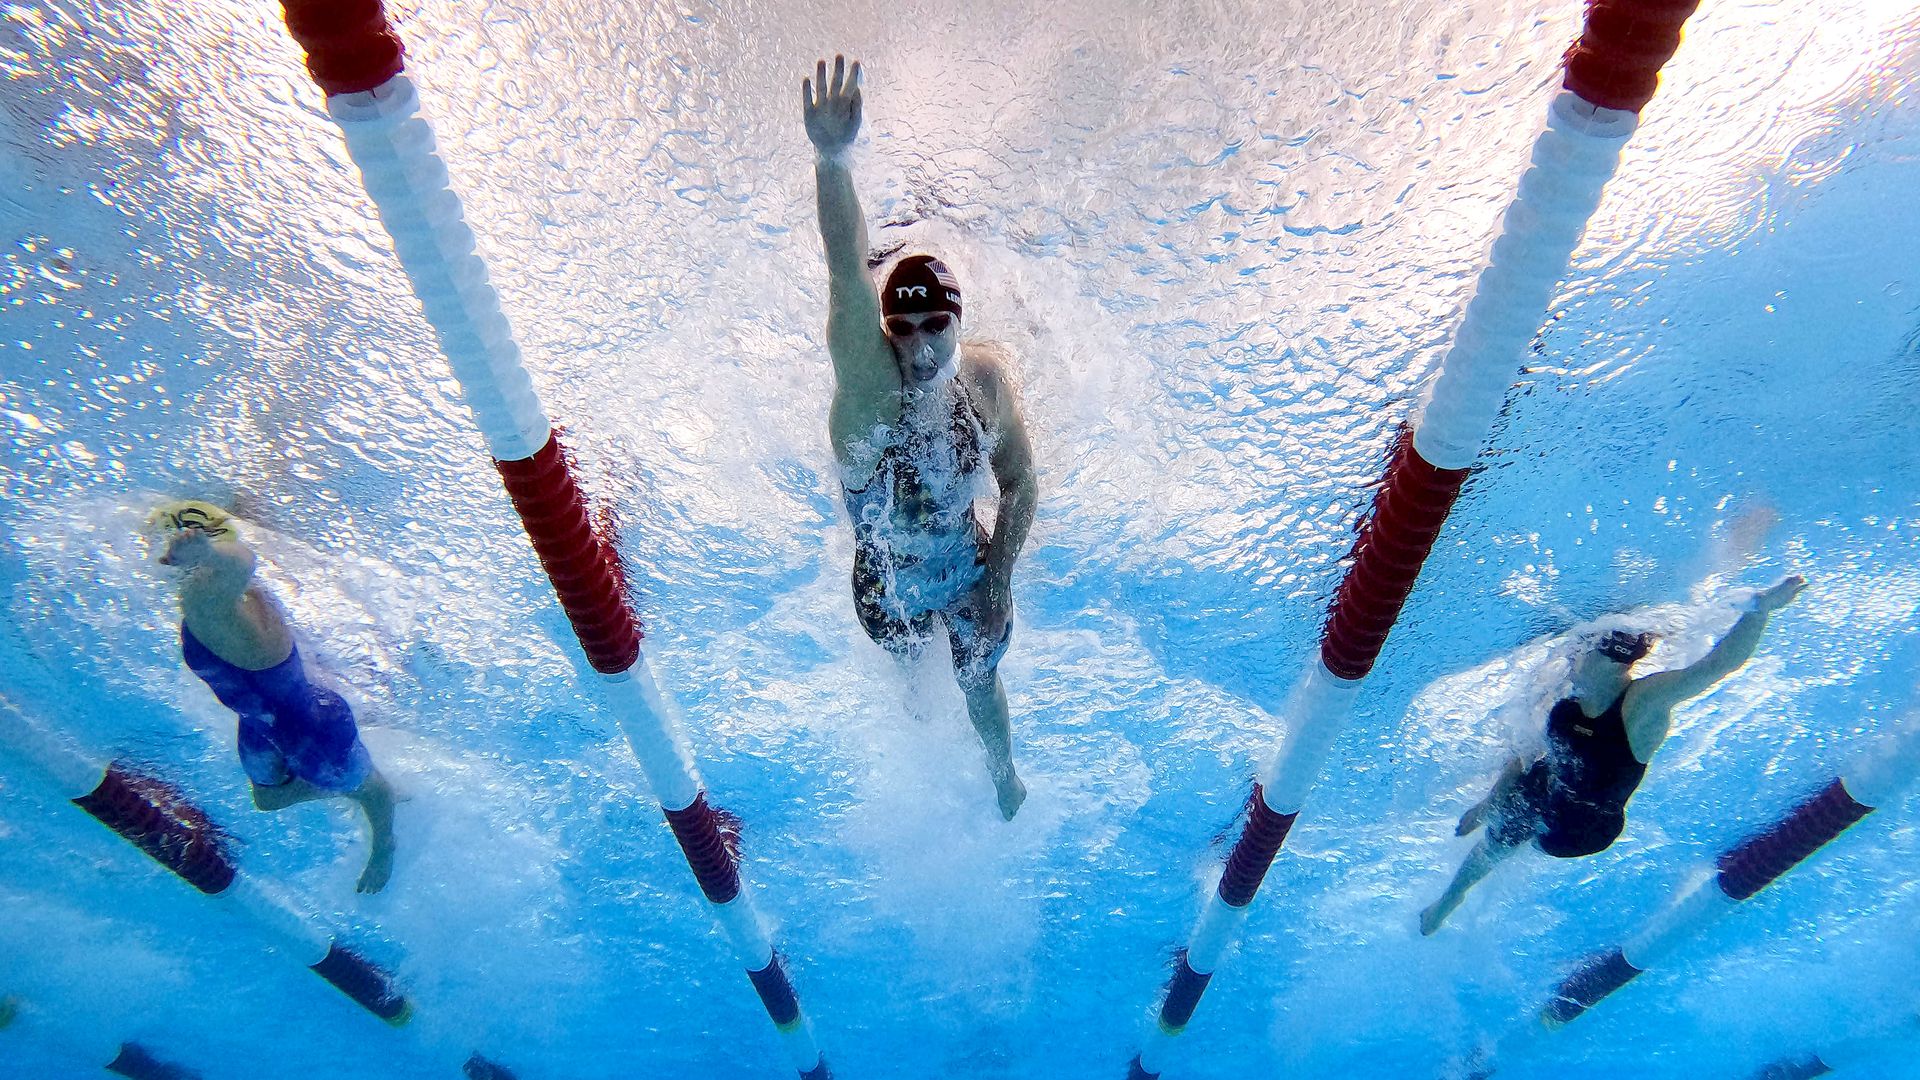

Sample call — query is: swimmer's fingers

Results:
[161,528,211,566]
[804,57,861,149]
[1751,574,1807,613]
[1774,574,1808,606]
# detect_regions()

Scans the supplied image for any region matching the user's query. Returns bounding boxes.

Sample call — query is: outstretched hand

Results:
[159,526,213,568]
[803,55,862,155]
[1751,574,1807,613]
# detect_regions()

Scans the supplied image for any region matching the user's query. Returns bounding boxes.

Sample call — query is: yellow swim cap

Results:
[147,500,239,541]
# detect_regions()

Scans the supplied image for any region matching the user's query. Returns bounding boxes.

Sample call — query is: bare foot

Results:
[357,841,394,894]
[1456,798,1489,837]
[997,775,1028,821]
[1419,903,1447,937]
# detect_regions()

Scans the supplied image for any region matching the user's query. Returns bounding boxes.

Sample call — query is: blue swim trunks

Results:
[181,625,372,793]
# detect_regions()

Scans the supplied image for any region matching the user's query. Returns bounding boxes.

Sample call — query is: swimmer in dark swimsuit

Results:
[150,501,400,893]
[1419,574,1806,935]
[805,55,1039,820]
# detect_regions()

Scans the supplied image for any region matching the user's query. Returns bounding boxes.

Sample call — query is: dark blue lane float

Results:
[106,1042,201,1080]
[1751,1011,1920,1080]
[0,996,204,1080]
[1756,1055,1833,1080]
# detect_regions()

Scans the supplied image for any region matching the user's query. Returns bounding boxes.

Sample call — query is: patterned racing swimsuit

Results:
[842,383,1006,678]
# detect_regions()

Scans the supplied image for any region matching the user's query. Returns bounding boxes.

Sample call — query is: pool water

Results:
[3,1,1917,1077]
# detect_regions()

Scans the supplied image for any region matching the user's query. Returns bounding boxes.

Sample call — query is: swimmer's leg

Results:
[960,671,1026,821]
[852,568,936,718]
[286,688,398,893]
[948,603,1024,820]
[348,768,398,895]
[252,778,329,811]
[1456,756,1527,836]
[250,770,396,893]
[1420,833,1523,936]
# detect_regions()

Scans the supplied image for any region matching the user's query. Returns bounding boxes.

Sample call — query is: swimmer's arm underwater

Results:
[804,55,893,412]
[160,526,256,603]
[161,526,293,666]
[1622,574,1806,755]
[976,357,1037,606]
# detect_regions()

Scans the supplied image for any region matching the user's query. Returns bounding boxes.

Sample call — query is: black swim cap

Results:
[1595,630,1653,665]
[880,255,962,318]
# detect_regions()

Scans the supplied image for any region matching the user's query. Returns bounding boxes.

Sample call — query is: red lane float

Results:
[72,765,236,895]
[494,434,642,673]
[1717,779,1871,900]
[280,0,403,95]
[1563,0,1702,112]
[275,6,828,1075]
[1322,432,1472,680]
[663,792,743,904]
[1129,1,1703,1075]
[1215,785,1299,907]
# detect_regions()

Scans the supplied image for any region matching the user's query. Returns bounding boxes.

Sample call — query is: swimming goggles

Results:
[885,313,952,338]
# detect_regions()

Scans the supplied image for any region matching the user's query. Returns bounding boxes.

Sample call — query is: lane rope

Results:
[1128,2,1702,1075]
[272,3,829,1074]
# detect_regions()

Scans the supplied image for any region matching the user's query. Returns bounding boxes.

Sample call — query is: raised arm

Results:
[804,56,892,402]
[1622,575,1806,753]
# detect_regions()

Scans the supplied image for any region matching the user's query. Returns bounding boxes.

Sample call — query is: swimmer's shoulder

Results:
[959,340,1020,409]
[961,338,1016,373]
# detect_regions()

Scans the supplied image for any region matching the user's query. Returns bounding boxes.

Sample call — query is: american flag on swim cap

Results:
[880,254,963,318]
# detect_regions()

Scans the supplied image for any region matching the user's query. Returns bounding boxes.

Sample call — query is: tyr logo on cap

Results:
[880,254,963,318]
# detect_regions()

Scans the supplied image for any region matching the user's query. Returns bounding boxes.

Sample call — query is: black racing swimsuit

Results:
[1493,693,1650,858]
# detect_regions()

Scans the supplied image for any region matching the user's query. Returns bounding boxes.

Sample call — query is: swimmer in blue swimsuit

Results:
[151,501,399,893]
[1419,575,1806,935]
[806,55,1040,819]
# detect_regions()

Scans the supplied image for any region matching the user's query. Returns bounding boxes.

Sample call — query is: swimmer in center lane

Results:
[1420,575,1807,935]
[149,501,400,893]
[804,55,1039,820]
